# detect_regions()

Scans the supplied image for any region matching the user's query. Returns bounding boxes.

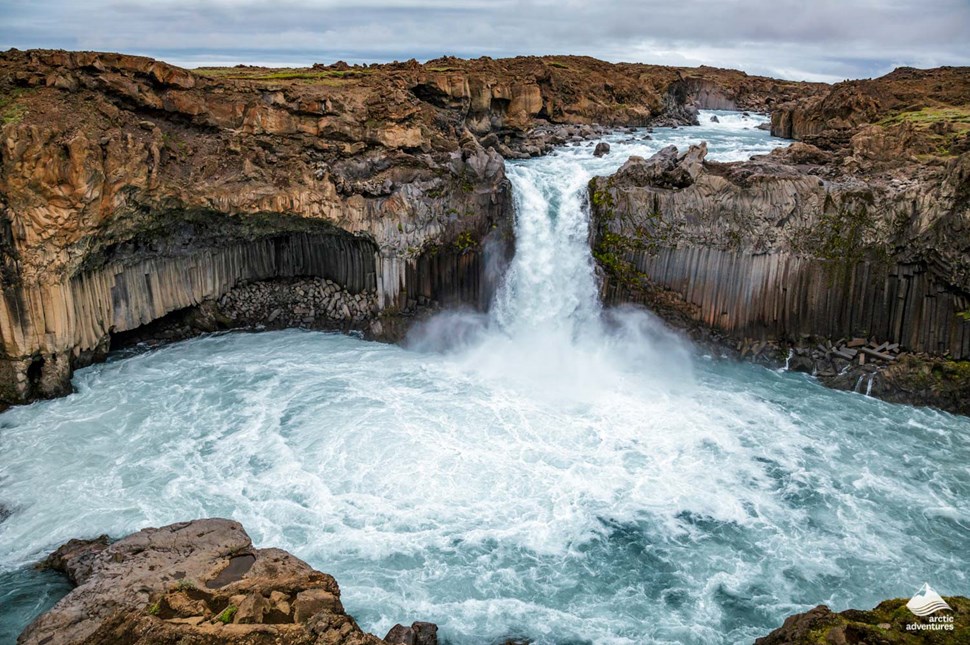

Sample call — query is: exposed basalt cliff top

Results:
[0,49,822,138]
[0,50,824,153]
[188,54,824,118]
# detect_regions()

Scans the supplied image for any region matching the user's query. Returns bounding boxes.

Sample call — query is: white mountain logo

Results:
[906,583,953,617]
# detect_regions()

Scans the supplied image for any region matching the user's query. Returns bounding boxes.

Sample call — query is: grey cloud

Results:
[1,0,968,81]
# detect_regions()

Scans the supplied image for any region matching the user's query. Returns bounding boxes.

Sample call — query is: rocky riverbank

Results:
[108,276,383,353]
[19,519,439,645]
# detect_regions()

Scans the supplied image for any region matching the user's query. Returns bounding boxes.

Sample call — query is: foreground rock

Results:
[20,519,433,645]
[756,596,969,644]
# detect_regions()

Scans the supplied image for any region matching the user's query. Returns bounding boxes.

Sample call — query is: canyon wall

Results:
[0,49,824,406]
[770,66,970,147]
[590,112,970,410]
[0,50,524,405]
[606,247,969,359]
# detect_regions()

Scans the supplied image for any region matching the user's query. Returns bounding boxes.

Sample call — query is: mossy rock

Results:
[880,355,970,415]
[756,596,970,644]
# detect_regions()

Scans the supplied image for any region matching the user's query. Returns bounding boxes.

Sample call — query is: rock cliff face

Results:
[771,66,970,149]
[19,519,433,645]
[1,50,514,405]
[0,49,821,407]
[590,67,970,412]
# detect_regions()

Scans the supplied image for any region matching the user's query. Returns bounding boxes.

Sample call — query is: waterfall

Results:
[491,161,602,334]
[4,111,969,645]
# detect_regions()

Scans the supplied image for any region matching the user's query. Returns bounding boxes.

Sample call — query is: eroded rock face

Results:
[0,50,522,405]
[589,122,970,411]
[19,519,429,645]
[770,66,970,147]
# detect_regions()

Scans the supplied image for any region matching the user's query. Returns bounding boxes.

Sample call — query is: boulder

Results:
[383,621,438,645]
[612,143,707,190]
[20,519,430,645]
[768,141,834,165]
[593,142,611,157]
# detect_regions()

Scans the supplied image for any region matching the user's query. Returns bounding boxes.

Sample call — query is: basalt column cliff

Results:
[0,50,817,406]
[0,52,514,405]
[590,67,970,413]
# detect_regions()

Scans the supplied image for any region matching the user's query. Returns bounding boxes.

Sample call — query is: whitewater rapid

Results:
[1,112,968,644]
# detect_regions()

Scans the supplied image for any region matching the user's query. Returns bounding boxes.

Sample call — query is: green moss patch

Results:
[0,88,30,125]
[453,230,478,252]
[216,604,237,624]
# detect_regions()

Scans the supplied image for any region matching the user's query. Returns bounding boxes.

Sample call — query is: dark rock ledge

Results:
[19,519,437,645]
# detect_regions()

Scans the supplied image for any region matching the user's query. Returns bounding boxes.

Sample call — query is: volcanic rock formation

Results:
[589,67,970,413]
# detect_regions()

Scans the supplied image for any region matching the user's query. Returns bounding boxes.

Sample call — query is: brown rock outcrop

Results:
[20,519,428,645]
[0,50,518,405]
[771,66,970,148]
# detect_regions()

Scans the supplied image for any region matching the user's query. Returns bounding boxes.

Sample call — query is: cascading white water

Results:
[492,161,601,333]
[1,112,968,645]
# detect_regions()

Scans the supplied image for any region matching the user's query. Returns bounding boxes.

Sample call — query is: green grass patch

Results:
[0,88,30,125]
[878,106,970,128]
[877,106,970,156]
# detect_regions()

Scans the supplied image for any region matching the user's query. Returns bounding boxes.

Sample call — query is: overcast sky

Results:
[1,0,968,82]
